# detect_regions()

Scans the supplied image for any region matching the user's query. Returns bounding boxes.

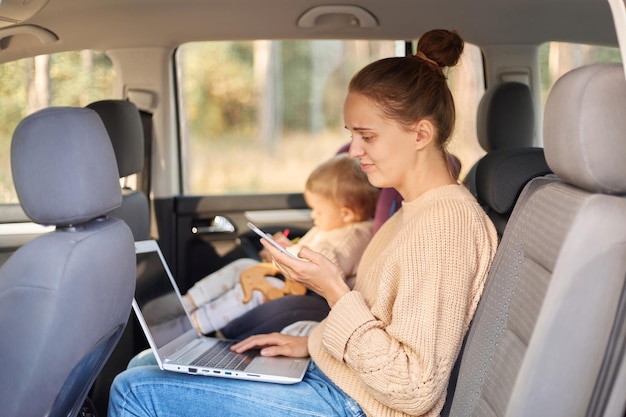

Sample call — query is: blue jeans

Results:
[108,350,365,417]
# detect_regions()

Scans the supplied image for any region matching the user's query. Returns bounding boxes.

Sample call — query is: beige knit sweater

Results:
[308,184,498,417]
[288,221,373,288]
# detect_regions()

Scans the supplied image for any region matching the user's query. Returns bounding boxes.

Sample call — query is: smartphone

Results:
[246,222,298,259]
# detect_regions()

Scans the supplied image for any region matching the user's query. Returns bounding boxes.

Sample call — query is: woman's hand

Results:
[231,332,310,358]
[258,231,292,261]
[260,239,350,307]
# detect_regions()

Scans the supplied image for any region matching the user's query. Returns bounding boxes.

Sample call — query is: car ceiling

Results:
[0,0,618,63]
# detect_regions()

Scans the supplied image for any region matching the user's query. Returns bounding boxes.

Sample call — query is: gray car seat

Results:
[87,99,150,241]
[474,147,551,238]
[86,99,151,416]
[0,107,136,417]
[464,81,536,197]
[447,63,626,416]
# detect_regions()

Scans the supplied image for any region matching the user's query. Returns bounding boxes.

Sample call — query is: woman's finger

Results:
[230,332,282,353]
[230,333,309,358]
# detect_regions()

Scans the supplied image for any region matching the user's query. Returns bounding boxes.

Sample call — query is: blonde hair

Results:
[305,153,380,222]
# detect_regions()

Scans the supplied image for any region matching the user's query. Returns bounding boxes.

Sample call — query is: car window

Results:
[539,42,622,104]
[177,40,485,194]
[446,42,485,181]
[0,51,115,204]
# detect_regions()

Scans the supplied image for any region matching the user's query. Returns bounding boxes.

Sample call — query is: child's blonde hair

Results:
[305,153,380,222]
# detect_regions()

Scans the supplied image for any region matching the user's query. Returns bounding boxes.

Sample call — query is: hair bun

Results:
[416,29,464,68]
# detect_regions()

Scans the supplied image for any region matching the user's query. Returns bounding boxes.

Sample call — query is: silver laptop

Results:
[133,239,310,384]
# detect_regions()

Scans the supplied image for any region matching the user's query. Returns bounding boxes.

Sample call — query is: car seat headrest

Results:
[11,107,122,226]
[544,63,626,194]
[86,100,144,178]
[476,147,551,214]
[477,81,535,151]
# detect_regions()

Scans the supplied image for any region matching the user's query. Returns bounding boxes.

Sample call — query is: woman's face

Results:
[344,92,417,192]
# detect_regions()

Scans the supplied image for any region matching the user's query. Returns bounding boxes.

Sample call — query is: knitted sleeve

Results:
[319,198,496,415]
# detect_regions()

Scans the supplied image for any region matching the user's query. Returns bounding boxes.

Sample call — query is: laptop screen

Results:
[135,248,195,349]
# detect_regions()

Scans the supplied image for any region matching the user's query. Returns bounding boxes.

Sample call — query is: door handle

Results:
[191,216,235,234]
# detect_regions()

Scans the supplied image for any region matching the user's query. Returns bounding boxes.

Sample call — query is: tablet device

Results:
[247,222,297,259]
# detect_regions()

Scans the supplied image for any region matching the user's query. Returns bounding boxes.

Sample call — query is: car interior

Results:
[0,0,625,416]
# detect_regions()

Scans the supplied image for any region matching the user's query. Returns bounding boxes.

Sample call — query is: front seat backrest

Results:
[448,63,626,417]
[0,107,136,417]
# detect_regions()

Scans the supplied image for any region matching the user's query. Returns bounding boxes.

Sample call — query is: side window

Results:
[539,42,622,103]
[446,43,485,181]
[177,40,486,194]
[0,51,115,204]
[176,40,399,195]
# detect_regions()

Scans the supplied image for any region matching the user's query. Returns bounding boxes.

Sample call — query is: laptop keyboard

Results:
[191,341,252,370]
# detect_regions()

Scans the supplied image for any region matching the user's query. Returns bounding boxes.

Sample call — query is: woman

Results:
[108,29,498,417]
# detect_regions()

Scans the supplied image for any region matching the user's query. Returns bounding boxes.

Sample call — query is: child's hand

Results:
[258,229,291,261]
[271,231,292,247]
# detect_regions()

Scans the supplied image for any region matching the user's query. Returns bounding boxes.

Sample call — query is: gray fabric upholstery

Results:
[11,107,122,226]
[110,189,150,240]
[88,99,150,241]
[465,81,536,198]
[476,148,551,214]
[0,107,135,417]
[447,63,626,417]
[86,99,150,415]
[477,81,535,151]
[87,100,144,178]
[544,64,626,194]
[475,147,551,237]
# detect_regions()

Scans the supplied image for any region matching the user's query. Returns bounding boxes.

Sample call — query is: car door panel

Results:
[169,193,311,293]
